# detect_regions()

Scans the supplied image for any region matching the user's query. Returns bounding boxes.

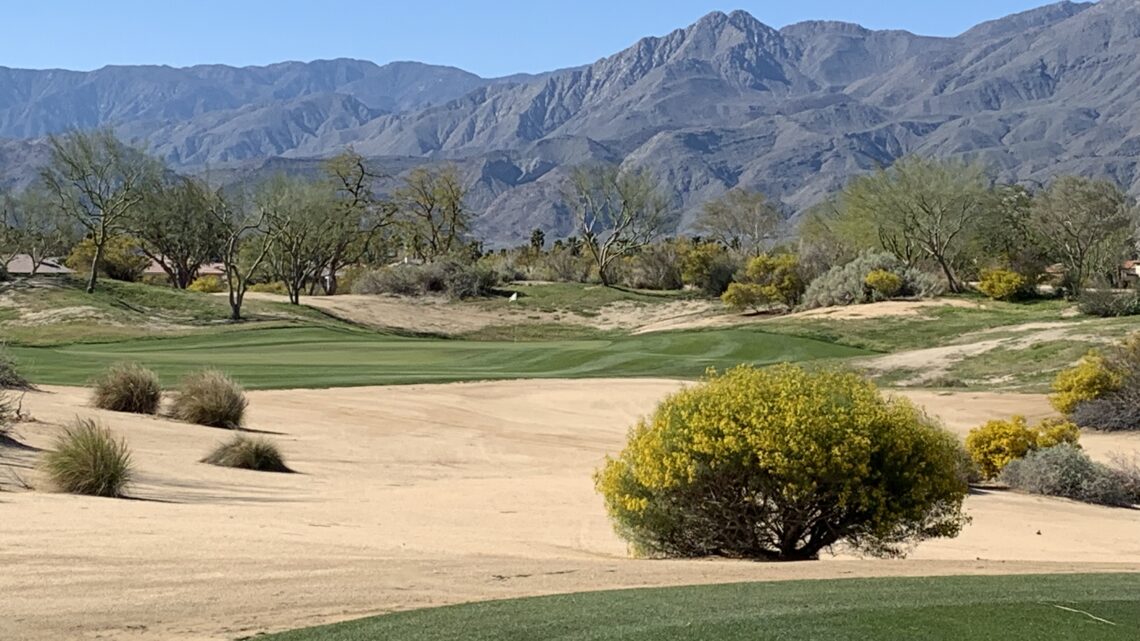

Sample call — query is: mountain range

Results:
[2,0,1139,245]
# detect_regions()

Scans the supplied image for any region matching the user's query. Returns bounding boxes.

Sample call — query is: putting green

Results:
[10,325,870,389]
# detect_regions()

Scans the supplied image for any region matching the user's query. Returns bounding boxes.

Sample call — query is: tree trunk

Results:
[229,291,244,321]
[935,255,960,293]
[86,239,104,294]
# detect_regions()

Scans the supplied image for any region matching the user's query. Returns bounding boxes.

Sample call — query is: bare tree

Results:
[39,129,160,293]
[210,189,275,321]
[1032,176,1136,295]
[394,166,469,261]
[2,187,77,275]
[565,164,671,286]
[694,189,779,257]
[319,149,397,294]
[258,176,329,305]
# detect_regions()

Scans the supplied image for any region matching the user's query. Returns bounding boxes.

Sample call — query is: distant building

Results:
[3,254,72,275]
[1121,260,1140,288]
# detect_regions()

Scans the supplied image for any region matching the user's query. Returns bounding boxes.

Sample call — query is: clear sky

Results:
[3,1,1072,77]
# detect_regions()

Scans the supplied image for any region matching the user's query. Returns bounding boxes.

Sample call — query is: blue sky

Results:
[4,1,1069,76]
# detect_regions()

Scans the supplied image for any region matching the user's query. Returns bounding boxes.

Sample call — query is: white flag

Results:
[508,292,519,302]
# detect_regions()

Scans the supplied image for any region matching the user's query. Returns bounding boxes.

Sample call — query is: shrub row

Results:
[1077,290,1140,318]
[800,252,944,310]
[39,417,293,498]
[352,260,501,300]
[1001,444,1139,507]
[91,364,247,429]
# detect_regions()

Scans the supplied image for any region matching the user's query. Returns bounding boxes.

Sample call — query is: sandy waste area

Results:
[2,381,1139,640]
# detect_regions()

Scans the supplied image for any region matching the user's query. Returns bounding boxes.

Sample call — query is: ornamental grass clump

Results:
[91,362,162,415]
[202,434,292,473]
[169,369,247,429]
[42,418,134,497]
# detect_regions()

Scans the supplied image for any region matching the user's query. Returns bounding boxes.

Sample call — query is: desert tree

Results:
[319,149,397,294]
[693,188,780,257]
[129,175,225,289]
[211,187,275,321]
[529,228,546,253]
[258,175,330,305]
[394,165,469,261]
[565,164,672,286]
[2,187,77,275]
[836,157,991,292]
[39,129,161,293]
[1031,176,1136,295]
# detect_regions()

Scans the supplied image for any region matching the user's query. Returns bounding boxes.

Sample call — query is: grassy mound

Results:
[42,418,134,497]
[170,369,247,428]
[91,362,162,414]
[260,573,1140,641]
[202,435,292,473]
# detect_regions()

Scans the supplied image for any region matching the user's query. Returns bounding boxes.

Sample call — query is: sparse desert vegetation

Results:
[202,434,291,472]
[90,362,162,415]
[41,418,134,497]
[170,369,248,428]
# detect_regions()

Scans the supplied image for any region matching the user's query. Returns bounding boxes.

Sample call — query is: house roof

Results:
[4,254,73,274]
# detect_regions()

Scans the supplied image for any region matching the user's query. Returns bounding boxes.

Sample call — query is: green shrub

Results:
[65,236,150,282]
[187,275,224,293]
[91,363,162,415]
[169,369,247,429]
[965,416,1081,480]
[444,263,500,300]
[1050,350,1122,415]
[1077,290,1140,318]
[42,418,134,497]
[248,281,289,295]
[1000,444,1134,507]
[801,252,944,310]
[0,345,32,390]
[595,364,969,561]
[864,269,903,298]
[351,262,497,300]
[538,248,592,283]
[681,242,739,297]
[721,253,804,312]
[629,242,684,290]
[202,435,292,473]
[977,269,1027,301]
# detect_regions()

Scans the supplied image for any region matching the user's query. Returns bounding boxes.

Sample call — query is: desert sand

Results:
[2,381,1139,641]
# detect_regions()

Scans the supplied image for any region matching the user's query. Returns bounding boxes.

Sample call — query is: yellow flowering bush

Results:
[965,415,1081,479]
[595,364,970,561]
[721,253,804,312]
[864,269,903,298]
[977,268,1027,301]
[187,275,224,293]
[1050,350,1123,415]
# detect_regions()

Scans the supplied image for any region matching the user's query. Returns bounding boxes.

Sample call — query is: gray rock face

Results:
[5,1,1140,246]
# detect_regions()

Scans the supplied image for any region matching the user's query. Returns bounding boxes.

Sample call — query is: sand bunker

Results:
[2,381,1138,640]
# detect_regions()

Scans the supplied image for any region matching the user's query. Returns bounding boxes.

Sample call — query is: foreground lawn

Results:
[263,574,1139,641]
[9,325,869,389]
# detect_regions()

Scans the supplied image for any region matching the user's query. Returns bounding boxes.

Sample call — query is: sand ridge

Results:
[2,381,1139,640]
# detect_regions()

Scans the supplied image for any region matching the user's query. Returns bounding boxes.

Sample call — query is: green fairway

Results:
[262,574,1139,641]
[8,325,870,389]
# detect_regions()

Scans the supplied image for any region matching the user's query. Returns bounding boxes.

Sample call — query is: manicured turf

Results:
[261,574,1140,641]
[9,325,870,389]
